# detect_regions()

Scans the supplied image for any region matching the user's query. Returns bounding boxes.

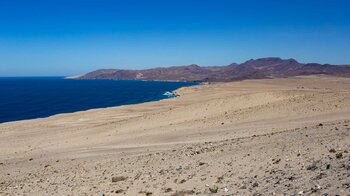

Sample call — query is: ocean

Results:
[0,77,196,124]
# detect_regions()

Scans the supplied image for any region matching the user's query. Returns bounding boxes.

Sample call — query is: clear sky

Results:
[0,0,349,76]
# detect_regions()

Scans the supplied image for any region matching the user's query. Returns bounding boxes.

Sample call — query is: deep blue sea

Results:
[0,77,196,124]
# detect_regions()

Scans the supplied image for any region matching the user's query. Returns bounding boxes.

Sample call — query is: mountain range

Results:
[77,57,350,82]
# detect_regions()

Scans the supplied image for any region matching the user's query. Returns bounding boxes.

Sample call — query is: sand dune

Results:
[0,75,349,195]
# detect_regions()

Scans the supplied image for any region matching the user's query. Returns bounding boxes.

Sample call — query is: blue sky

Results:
[0,0,349,76]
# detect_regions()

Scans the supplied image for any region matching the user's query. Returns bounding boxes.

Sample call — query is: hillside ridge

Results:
[77,57,350,82]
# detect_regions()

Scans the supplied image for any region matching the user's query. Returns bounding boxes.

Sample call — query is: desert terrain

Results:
[0,75,349,195]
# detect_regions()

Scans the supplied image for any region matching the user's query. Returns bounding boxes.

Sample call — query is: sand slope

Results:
[0,75,349,195]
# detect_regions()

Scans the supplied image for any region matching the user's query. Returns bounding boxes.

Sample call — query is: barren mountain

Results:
[77,57,350,82]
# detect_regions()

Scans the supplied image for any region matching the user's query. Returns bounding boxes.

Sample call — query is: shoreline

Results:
[1,75,350,195]
[0,89,185,126]
[0,80,198,125]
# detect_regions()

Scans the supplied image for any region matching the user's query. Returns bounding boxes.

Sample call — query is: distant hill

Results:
[76,57,350,82]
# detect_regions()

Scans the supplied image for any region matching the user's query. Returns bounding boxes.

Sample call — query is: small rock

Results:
[306,163,318,171]
[112,176,128,183]
[273,159,281,164]
[165,188,172,193]
[336,153,343,159]
[134,172,142,180]
[176,166,182,171]
[287,176,295,181]
[316,184,321,189]
[139,191,153,196]
[329,148,336,153]
[343,183,350,188]
[252,182,259,187]
[172,190,195,195]
[216,176,224,183]
[115,189,124,194]
[315,173,326,180]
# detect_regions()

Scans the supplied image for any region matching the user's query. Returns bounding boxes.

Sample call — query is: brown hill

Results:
[77,57,350,82]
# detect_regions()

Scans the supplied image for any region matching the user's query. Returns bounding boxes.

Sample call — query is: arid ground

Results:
[0,75,349,195]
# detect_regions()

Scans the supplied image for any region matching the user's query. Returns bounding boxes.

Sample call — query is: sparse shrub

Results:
[209,185,218,193]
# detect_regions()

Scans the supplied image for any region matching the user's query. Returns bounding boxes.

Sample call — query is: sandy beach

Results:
[0,75,349,195]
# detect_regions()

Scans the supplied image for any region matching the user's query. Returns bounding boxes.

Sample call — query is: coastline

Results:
[0,85,190,126]
[0,79,197,124]
[1,75,350,195]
